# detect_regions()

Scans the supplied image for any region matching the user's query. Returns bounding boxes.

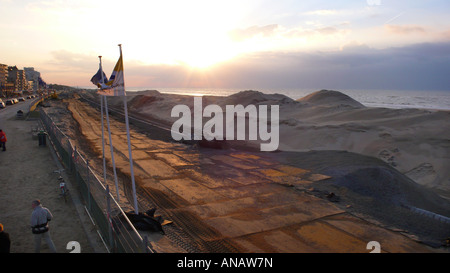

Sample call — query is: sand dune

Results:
[277,91,450,196]
[297,89,366,108]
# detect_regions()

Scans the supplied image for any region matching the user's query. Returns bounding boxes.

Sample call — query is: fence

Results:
[40,108,154,253]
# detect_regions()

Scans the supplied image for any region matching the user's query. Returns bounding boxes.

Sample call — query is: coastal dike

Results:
[37,90,449,253]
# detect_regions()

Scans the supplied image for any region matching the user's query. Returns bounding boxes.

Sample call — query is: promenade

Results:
[0,99,99,253]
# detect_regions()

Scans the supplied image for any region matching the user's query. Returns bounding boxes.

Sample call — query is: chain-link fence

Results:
[40,108,154,253]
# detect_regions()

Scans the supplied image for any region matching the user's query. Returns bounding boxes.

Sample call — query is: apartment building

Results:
[7,65,30,92]
[24,67,41,91]
[0,63,7,96]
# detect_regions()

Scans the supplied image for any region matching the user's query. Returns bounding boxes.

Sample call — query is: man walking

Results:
[31,200,57,253]
[0,129,6,151]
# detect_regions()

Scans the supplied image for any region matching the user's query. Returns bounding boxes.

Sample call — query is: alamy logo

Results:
[171,97,279,151]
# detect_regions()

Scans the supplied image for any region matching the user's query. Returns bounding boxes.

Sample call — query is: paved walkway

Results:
[65,98,436,253]
[0,99,101,253]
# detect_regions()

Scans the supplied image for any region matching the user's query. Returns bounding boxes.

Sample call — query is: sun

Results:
[183,54,219,69]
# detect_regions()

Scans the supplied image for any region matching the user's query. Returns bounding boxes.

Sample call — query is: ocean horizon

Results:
[79,86,450,111]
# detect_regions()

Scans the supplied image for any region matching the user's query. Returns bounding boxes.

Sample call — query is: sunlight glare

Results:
[117,1,246,68]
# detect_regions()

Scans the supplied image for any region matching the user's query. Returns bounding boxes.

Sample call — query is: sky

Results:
[1,0,450,91]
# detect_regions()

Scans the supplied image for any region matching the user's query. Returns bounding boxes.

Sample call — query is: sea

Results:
[122,87,450,111]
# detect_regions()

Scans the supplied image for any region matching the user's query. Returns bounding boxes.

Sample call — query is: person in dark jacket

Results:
[0,223,11,253]
[0,129,6,151]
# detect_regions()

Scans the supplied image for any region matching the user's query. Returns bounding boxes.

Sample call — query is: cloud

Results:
[340,41,371,52]
[303,9,337,16]
[385,24,426,35]
[47,50,102,72]
[316,27,340,35]
[228,24,280,41]
[286,26,350,38]
[207,41,450,90]
[441,29,450,40]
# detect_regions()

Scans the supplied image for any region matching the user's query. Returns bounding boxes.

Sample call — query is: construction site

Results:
[30,90,448,253]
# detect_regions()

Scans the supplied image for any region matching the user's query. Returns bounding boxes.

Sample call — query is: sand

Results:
[96,89,450,197]
[285,90,450,193]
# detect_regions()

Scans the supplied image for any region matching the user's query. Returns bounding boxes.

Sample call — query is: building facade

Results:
[7,66,31,93]
[7,66,19,94]
[0,63,7,97]
[24,67,41,91]
[17,69,29,91]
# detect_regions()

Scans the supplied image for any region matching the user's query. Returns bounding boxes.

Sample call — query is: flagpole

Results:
[100,90,107,185]
[99,56,121,201]
[99,56,107,184]
[119,44,139,214]
[104,95,121,202]
[98,56,111,197]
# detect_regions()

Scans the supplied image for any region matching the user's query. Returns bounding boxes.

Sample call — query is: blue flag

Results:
[90,66,108,88]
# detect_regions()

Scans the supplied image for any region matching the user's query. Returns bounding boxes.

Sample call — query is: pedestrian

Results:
[30,200,57,253]
[0,223,11,253]
[0,129,6,151]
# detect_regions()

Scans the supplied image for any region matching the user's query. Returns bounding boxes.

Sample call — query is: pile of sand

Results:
[217,90,294,107]
[278,91,450,196]
[297,89,365,108]
[275,150,450,246]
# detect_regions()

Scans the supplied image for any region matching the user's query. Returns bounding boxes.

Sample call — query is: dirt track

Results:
[39,93,445,253]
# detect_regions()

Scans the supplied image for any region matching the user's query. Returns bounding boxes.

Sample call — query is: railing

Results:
[40,108,154,253]
[29,97,43,112]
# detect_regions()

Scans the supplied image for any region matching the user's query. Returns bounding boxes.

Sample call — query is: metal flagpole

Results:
[119,44,139,214]
[100,94,107,184]
[99,56,120,201]
[99,56,108,188]
[104,95,120,202]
